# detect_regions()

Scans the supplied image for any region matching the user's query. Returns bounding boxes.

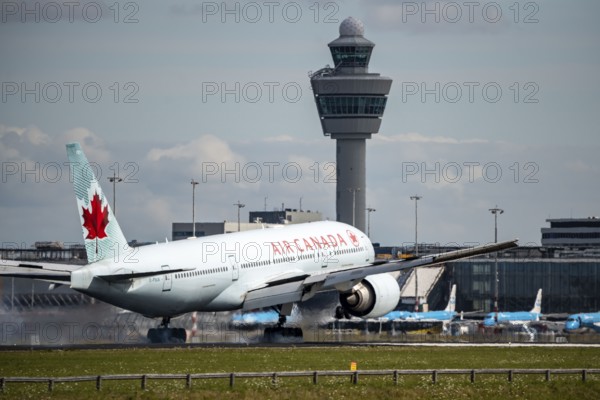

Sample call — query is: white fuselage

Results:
[71,221,374,317]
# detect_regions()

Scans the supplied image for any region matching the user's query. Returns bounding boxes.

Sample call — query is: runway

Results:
[2,341,600,352]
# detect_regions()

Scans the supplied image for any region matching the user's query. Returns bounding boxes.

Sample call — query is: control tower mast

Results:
[310,17,392,232]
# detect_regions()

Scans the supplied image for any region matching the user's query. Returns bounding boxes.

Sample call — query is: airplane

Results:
[0,143,518,343]
[382,284,457,322]
[483,288,542,328]
[565,312,600,333]
[232,310,279,325]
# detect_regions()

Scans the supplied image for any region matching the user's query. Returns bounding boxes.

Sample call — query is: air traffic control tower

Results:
[310,17,392,233]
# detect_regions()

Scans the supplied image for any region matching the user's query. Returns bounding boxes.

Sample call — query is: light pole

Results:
[234,201,245,232]
[366,207,376,238]
[348,188,361,227]
[410,195,422,312]
[410,195,422,256]
[108,172,123,216]
[489,206,504,314]
[191,179,199,237]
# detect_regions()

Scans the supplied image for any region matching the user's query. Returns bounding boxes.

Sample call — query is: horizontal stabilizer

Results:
[0,260,75,283]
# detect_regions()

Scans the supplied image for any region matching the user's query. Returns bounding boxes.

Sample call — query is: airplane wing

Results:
[0,259,77,284]
[242,239,518,310]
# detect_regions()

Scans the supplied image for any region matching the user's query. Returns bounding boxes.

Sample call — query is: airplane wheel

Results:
[263,327,303,343]
[147,328,187,344]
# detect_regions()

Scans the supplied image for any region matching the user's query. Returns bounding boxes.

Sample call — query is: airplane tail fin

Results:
[531,288,542,314]
[66,143,130,263]
[445,284,457,312]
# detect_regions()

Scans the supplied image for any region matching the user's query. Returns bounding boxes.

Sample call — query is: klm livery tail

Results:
[66,143,129,263]
[444,284,457,312]
[530,288,542,314]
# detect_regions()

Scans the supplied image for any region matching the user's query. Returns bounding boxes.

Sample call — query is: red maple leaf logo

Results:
[347,230,360,247]
[82,192,109,241]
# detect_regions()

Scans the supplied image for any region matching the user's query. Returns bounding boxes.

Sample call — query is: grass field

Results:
[1,345,599,399]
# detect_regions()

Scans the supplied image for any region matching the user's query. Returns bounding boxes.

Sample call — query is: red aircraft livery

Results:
[270,230,360,256]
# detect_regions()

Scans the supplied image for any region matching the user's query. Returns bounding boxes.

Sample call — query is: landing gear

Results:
[263,305,303,343]
[335,305,352,320]
[147,317,187,344]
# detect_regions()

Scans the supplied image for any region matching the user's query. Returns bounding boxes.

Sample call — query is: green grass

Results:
[0,346,599,399]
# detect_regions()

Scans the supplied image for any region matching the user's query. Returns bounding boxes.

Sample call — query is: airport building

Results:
[172,221,266,241]
[541,217,600,247]
[384,244,600,315]
[171,209,322,240]
[248,209,322,225]
[444,252,600,315]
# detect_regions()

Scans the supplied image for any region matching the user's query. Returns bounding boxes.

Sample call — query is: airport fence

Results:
[1,368,599,392]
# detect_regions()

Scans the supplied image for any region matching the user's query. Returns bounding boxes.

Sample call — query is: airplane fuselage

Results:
[483,311,541,327]
[384,310,456,322]
[70,221,374,318]
[565,312,600,333]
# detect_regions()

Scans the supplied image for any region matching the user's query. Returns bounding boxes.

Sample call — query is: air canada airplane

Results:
[483,289,542,327]
[0,143,518,343]
[565,312,600,333]
[382,284,457,322]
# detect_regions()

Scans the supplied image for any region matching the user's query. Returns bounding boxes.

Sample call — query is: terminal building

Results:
[249,209,322,225]
[378,242,600,315]
[541,217,600,248]
[171,209,322,241]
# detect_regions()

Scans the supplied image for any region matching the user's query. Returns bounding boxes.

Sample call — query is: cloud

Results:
[564,160,600,174]
[261,135,297,143]
[59,127,110,163]
[374,132,488,144]
[147,135,242,164]
[0,124,50,160]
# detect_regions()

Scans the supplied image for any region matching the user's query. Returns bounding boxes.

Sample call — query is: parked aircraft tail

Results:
[530,288,542,314]
[444,284,457,312]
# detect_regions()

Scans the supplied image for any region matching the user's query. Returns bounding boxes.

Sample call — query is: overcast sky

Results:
[1,0,599,248]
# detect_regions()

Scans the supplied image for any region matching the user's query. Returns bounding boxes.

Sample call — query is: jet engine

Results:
[338,273,401,318]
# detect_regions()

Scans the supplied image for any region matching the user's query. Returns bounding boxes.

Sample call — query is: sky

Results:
[1,0,599,248]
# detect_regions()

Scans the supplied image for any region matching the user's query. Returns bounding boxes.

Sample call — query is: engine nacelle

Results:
[339,273,400,318]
